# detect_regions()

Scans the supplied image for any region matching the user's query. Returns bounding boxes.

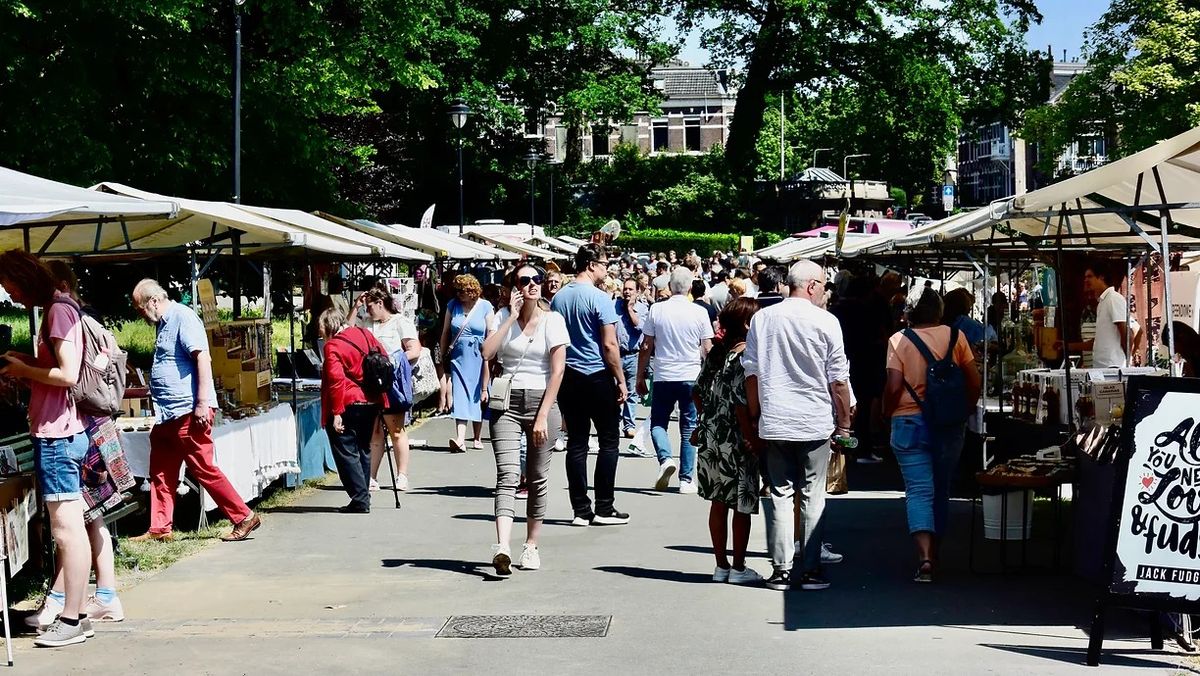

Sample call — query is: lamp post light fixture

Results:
[812,147,833,169]
[448,98,471,234]
[524,151,541,237]
[844,153,870,215]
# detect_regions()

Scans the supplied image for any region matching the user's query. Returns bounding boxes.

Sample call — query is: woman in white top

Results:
[354,286,422,491]
[481,264,568,577]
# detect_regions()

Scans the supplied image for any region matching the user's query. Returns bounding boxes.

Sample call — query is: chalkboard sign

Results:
[1088,376,1200,665]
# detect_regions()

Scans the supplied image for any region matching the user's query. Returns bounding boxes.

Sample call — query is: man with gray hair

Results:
[128,279,261,544]
[743,260,852,591]
[637,267,713,493]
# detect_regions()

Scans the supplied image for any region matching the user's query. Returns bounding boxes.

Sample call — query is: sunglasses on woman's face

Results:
[517,275,544,288]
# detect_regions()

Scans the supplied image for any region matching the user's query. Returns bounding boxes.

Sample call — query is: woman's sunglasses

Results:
[517,275,544,288]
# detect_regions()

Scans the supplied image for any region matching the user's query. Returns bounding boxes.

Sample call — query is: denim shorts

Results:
[33,433,89,502]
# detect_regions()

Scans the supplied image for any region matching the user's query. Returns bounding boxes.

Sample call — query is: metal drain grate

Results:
[436,614,611,638]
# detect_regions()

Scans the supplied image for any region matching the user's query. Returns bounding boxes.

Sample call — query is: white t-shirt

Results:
[642,295,714,382]
[489,309,569,390]
[1093,286,1129,368]
[366,314,418,357]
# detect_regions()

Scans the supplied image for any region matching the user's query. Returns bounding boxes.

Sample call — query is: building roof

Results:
[1048,61,1090,104]
[796,167,846,183]
[652,67,733,100]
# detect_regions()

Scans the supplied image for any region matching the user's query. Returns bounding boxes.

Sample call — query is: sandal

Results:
[914,559,934,584]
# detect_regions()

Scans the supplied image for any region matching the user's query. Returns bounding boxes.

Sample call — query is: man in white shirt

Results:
[637,268,714,493]
[743,260,852,592]
[1066,262,1133,368]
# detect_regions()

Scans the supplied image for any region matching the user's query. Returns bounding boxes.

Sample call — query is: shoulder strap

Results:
[41,297,85,361]
[332,330,366,356]
[450,302,481,348]
[944,326,961,364]
[902,328,936,366]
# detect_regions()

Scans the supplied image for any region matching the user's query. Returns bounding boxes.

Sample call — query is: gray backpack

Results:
[45,298,128,417]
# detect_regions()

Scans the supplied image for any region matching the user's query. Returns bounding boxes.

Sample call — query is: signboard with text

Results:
[1089,376,1200,665]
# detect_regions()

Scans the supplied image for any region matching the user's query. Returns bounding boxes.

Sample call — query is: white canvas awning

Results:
[463,231,568,261]
[319,215,510,261]
[237,206,431,261]
[92,183,389,258]
[0,167,178,253]
[558,235,589,247]
[756,236,839,262]
[525,233,577,255]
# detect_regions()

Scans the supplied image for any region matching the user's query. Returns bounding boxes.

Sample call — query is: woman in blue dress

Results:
[439,273,494,452]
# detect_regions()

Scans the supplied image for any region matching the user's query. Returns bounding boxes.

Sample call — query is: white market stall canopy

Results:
[939,124,1200,251]
[92,183,402,259]
[463,231,568,261]
[237,206,431,261]
[558,235,589,247]
[525,233,578,255]
[0,167,178,253]
[320,215,513,261]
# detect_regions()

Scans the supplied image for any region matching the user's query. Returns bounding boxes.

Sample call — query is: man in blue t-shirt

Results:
[551,244,630,526]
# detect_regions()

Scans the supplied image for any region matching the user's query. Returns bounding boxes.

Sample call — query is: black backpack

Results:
[901,327,969,429]
[335,328,394,400]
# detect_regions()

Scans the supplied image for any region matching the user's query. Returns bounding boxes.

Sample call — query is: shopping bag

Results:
[826,448,848,495]
[627,418,654,456]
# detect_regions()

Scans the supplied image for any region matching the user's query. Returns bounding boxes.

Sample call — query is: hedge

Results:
[618,229,741,257]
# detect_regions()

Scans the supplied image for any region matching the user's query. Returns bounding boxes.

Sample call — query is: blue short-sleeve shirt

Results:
[550,281,619,375]
[150,302,218,421]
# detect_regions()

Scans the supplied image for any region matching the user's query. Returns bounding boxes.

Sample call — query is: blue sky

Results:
[676,0,1108,67]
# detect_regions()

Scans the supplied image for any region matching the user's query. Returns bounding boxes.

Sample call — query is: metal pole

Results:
[1056,224,1075,432]
[982,253,991,468]
[1163,215,1176,371]
[190,246,199,311]
[232,2,242,205]
[1146,253,1154,365]
[457,137,465,234]
[549,166,555,230]
[529,164,536,236]
[779,94,785,181]
[1126,257,1133,362]
[263,260,272,319]
[232,231,242,318]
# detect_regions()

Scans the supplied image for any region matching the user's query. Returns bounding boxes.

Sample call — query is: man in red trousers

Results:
[128,279,261,543]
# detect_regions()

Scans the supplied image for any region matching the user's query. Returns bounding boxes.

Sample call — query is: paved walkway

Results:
[13,415,1190,674]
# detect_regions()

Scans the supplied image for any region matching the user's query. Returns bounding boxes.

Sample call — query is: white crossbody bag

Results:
[488,313,543,413]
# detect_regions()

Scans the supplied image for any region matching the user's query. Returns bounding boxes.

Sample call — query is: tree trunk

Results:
[723,2,784,183]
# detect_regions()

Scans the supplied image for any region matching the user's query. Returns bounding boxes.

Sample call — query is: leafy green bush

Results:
[618,229,740,256]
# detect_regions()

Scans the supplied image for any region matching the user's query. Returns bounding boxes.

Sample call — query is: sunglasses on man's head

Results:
[517,275,544,288]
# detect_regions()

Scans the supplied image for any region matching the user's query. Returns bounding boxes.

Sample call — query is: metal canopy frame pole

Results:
[1152,167,1177,370]
[1056,212,1076,433]
[232,231,242,318]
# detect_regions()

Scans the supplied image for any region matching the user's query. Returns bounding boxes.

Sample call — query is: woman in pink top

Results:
[0,250,93,647]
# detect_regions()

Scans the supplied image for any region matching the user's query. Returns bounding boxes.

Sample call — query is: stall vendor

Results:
[1062,261,1135,368]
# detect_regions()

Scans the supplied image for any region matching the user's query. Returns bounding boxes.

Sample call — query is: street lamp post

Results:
[547,159,561,230]
[448,99,471,234]
[812,147,833,169]
[844,153,870,215]
[232,0,246,317]
[524,151,540,237]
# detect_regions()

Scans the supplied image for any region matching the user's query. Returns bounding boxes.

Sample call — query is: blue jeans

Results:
[650,380,698,482]
[890,414,966,535]
[621,354,639,431]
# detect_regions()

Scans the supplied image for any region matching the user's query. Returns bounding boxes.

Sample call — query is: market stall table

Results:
[120,404,299,512]
[970,455,1074,573]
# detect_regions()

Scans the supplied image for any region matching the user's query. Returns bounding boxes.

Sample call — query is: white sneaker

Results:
[25,595,63,629]
[491,544,512,577]
[655,460,677,490]
[728,567,764,585]
[713,566,730,582]
[518,543,541,570]
[678,480,698,495]
[369,478,380,492]
[395,473,409,491]
[571,515,593,527]
[83,595,125,622]
[553,438,566,452]
[856,454,884,465]
[821,542,844,564]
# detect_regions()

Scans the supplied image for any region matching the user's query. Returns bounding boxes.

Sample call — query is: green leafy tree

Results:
[1022,0,1200,174]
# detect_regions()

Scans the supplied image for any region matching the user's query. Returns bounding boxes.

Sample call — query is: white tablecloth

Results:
[120,405,300,511]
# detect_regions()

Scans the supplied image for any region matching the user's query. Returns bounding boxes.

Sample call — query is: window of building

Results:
[652,120,668,152]
[620,124,638,146]
[592,130,610,157]
[685,119,701,151]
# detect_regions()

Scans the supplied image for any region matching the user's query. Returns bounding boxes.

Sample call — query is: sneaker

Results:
[395,473,409,491]
[798,572,831,591]
[820,542,844,564]
[553,438,566,452]
[369,478,380,491]
[25,595,63,629]
[80,618,95,638]
[713,566,730,582]
[764,570,791,591]
[518,543,541,570]
[83,595,125,622]
[678,480,698,495]
[856,454,884,465]
[728,567,764,585]
[571,514,594,527]
[491,544,512,577]
[33,618,87,647]
[655,460,677,490]
[593,509,630,526]
[628,443,655,458]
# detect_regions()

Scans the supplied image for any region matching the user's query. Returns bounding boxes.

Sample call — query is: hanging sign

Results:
[1088,376,1200,665]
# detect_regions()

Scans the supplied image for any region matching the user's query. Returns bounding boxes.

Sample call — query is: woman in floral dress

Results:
[694,297,762,585]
